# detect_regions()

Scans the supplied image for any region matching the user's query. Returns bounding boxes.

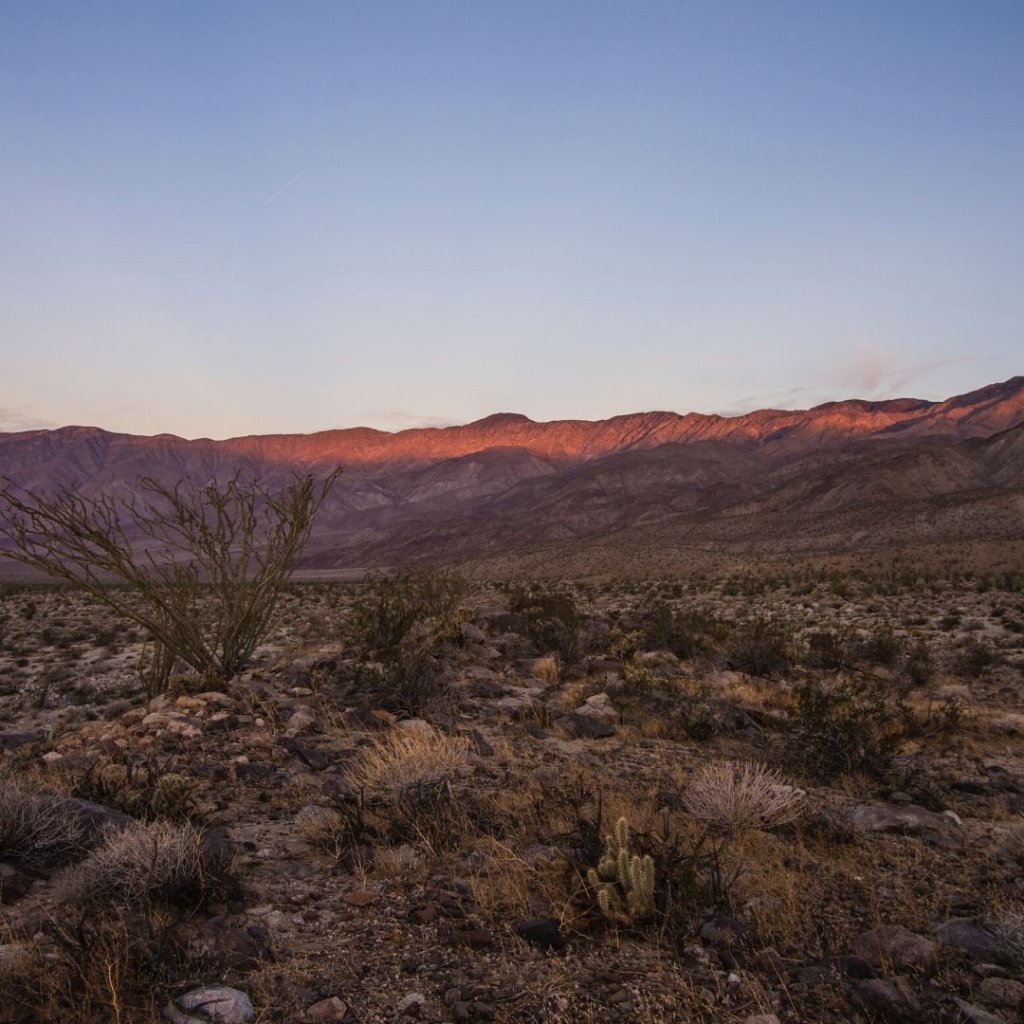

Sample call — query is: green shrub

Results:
[508,585,586,667]
[727,615,793,676]
[784,674,914,781]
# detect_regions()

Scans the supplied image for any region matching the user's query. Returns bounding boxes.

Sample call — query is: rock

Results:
[573,692,617,724]
[745,1016,781,1024]
[556,713,616,739]
[278,737,329,771]
[936,919,1014,965]
[56,795,132,837]
[285,708,316,737]
[455,928,495,949]
[951,1000,1008,1024]
[0,862,34,903]
[850,977,921,1021]
[181,918,273,970]
[164,986,255,1024]
[977,977,1024,1010]
[461,623,486,643]
[848,803,958,834]
[700,915,748,949]
[397,992,425,1016]
[305,996,349,1021]
[852,925,938,971]
[516,918,565,950]
[0,730,46,751]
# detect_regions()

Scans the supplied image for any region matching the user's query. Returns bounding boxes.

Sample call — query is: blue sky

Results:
[1,2,1022,438]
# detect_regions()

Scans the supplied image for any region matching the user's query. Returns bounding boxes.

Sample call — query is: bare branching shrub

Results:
[0,470,340,691]
[59,820,233,909]
[0,784,98,869]
[296,805,350,860]
[683,762,805,834]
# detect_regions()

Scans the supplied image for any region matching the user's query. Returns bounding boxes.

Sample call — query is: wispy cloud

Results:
[355,409,457,431]
[260,160,317,207]
[0,405,56,432]
[714,353,996,417]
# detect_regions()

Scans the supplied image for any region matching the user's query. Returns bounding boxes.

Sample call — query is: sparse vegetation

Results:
[0,470,340,691]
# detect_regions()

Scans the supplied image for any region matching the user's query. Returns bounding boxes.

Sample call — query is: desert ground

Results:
[1,567,1023,1023]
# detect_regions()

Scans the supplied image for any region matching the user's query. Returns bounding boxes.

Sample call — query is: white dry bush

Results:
[349,727,468,805]
[997,823,1024,865]
[995,907,1024,969]
[683,761,805,833]
[0,784,97,869]
[59,819,231,908]
[295,805,348,858]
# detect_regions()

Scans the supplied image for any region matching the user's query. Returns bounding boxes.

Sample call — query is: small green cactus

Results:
[586,816,656,923]
[149,772,197,821]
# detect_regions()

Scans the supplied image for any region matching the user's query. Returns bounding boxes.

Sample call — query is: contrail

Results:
[260,160,316,207]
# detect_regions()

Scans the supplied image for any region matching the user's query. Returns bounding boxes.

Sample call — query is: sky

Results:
[1,1,1022,439]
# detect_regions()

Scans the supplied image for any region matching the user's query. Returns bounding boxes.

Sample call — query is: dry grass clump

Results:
[996,822,1024,865]
[58,820,233,909]
[0,783,98,869]
[994,906,1024,969]
[295,805,350,860]
[682,761,805,834]
[348,727,468,804]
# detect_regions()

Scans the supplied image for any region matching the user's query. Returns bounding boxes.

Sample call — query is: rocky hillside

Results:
[1,378,1023,573]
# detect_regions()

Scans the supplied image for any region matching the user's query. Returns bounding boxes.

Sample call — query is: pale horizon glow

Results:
[2,2,1022,440]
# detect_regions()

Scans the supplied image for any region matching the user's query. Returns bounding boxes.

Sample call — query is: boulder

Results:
[852,925,938,971]
[164,986,255,1024]
[848,803,959,835]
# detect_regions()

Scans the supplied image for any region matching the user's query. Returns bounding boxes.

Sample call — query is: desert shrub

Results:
[997,823,1024,865]
[902,636,935,686]
[804,627,858,671]
[860,622,905,666]
[59,820,234,910]
[374,633,451,716]
[0,784,99,869]
[726,615,793,676]
[953,637,1001,678]
[297,805,354,860]
[350,727,468,809]
[994,908,1024,970]
[784,674,914,780]
[0,906,194,1024]
[683,762,805,834]
[349,727,469,852]
[0,471,340,692]
[508,585,587,667]
[354,568,467,658]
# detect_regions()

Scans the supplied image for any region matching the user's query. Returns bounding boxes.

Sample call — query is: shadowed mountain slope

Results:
[2,378,1023,574]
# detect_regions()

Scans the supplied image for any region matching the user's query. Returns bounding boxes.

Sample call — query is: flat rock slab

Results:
[852,924,938,971]
[556,713,616,739]
[848,803,959,834]
[936,919,1014,965]
[0,730,46,751]
[951,999,1008,1024]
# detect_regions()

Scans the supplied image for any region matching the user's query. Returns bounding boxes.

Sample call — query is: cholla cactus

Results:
[586,817,656,923]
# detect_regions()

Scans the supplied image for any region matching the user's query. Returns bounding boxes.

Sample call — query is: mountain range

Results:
[2,377,1023,577]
